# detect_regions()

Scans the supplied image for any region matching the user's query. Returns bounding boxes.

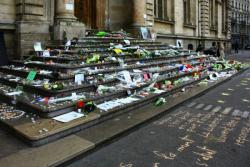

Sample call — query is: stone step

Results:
[0,68,246,167]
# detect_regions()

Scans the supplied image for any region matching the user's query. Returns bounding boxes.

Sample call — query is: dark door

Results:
[74,0,97,29]
[0,32,9,66]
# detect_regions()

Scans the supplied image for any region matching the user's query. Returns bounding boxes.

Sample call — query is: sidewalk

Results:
[67,69,250,167]
[226,50,250,63]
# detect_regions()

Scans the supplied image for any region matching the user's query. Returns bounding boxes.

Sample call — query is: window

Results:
[183,0,196,26]
[209,0,218,30]
[222,0,227,32]
[154,0,174,22]
[183,0,190,24]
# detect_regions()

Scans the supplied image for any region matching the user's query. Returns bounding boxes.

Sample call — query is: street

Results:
[66,68,250,167]
[227,50,250,63]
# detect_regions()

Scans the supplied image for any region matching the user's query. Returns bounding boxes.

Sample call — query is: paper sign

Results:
[127,90,132,96]
[66,4,73,10]
[149,73,153,78]
[176,39,183,48]
[140,27,151,39]
[27,71,37,81]
[113,49,123,54]
[71,93,77,100]
[65,40,71,47]
[124,40,131,45]
[143,73,149,80]
[65,0,74,11]
[123,71,132,83]
[43,50,50,57]
[118,58,125,67]
[6,91,23,96]
[133,69,142,73]
[75,74,84,85]
[53,112,84,123]
[65,40,71,51]
[111,57,117,61]
[34,42,43,52]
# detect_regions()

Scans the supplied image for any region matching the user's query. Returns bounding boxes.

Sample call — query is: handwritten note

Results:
[120,103,249,167]
[235,120,250,146]
[218,119,239,142]
[193,146,216,167]
[177,135,195,152]
[119,162,133,167]
[153,151,176,160]
[198,116,224,138]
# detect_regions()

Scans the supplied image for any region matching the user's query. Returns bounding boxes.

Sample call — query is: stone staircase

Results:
[0,36,229,146]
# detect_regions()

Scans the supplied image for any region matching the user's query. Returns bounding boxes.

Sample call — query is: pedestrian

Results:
[219,43,225,60]
[217,42,221,58]
[0,32,9,65]
[235,41,239,54]
[196,44,203,53]
[188,44,193,50]
[210,42,217,56]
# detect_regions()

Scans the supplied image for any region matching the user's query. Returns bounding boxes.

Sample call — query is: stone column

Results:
[200,0,209,37]
[55,0,77,21]
[15,0,50,58]
[132,0,146,27]
[128,0,147,38]
[53,0,85,41]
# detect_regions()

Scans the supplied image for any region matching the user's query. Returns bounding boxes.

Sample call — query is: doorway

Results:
[74,0,106,30]
[74,0,97,29]
[0,32,9,65]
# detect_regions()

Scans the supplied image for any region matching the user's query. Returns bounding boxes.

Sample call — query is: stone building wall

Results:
[106,0,133,30]
[15,0,52,58]
[151,0,232,51]
[231,0,249,48]
[0,0,16,58]
[0,0,85,59]
[0,0,232,59]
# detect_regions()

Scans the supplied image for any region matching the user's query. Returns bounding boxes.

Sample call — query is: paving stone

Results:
[0,135,95,167]
[241,111,249,119]
[232,110,242,117]
[195,103,205,109]
[203,104,213,111]
[222,107,233,115]
[212,106,222,113]
[187,102,196,108]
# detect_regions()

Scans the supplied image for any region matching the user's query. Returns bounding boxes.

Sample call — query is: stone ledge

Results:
[0,135,95,167]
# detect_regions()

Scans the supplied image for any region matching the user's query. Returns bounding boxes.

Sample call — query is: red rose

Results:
[77,100,85,108]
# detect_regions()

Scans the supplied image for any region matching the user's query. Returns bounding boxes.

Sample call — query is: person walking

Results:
[210,42,217,56]
[219,43,225,60]
[196,44,203,53]
[235,41,239,54]
[216,42,221,58]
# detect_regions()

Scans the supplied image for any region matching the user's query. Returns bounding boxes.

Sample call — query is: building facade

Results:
[231,0,250,49]
[0,0,232,59]
[152,0,231,51]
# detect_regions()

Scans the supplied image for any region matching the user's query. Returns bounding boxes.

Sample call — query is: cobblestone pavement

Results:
[226,50,250,63]
[67,69,250,167]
